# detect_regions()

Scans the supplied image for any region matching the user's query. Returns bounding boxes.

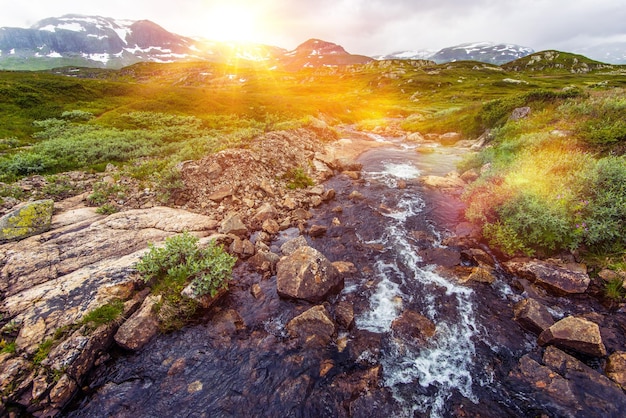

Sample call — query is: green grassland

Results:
[1,51,625,265]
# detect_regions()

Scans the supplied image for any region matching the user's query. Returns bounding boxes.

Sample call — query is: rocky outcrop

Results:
[276,246,343,302]
[538,316,607,357]
[503,259,590,295]
[0,199,54,242]
[0,202,218,416]
[420,172,466,191]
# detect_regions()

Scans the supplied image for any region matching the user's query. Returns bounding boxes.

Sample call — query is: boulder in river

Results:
[391,310,436,346]
[276,246,343,302]
[513,298,555,335]
[503,259,590,295]
[538,316,607,357]
[286,305,336,347]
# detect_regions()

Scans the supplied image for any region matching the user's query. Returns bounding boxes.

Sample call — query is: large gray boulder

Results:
[276,246,343,303]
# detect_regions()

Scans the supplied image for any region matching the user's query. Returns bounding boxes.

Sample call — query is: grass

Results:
[80,299,125,329]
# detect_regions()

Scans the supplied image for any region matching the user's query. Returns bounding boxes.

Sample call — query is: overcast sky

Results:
[1,0,625,55]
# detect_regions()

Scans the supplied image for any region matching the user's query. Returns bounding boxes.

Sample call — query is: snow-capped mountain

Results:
[0,16,372,70]
[374,49,437,61]
[0,15,199,69]
[429,42,535,65]
[574,42,626,65]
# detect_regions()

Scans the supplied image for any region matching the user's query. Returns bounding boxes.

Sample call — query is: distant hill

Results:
[502,50,616,73]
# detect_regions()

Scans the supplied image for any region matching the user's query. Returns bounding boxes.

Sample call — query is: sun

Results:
[202,4,261,42]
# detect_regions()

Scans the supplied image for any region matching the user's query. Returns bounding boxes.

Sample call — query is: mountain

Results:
[0,15,201,69]
[373,49,437,61]
[574,42,626,65]
[429,42,535,65]
[281,39,372,70]
[374,42,534,65]
[0,16,371,71]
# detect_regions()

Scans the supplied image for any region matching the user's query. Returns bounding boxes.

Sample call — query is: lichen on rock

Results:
[0,199,54,242]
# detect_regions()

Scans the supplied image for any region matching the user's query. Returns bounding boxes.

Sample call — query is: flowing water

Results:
[68,135,554,417]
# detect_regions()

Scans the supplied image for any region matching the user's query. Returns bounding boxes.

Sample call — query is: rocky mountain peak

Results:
[293,39,349,56]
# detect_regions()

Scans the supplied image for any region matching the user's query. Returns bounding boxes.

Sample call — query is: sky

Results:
[1,0,625,56]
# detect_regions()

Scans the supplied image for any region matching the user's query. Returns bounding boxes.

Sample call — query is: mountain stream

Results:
[68,134,590,417]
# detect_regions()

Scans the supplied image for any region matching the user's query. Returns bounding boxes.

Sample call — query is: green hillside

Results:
[1,55,625,264]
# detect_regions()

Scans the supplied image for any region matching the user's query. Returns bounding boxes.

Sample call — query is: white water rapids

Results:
[352,157,479,417]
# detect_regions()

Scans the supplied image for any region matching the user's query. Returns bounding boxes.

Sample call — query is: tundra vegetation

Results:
[0,53,625,292]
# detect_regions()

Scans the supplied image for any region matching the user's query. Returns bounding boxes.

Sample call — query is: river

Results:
[66,134,590,417]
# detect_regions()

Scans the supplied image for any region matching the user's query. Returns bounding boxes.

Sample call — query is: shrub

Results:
[136,232,236,298]
[284,167,314,189]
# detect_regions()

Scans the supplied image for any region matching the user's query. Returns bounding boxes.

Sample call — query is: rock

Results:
[219,213,248,237]
[280,235,308,256]
[439,132,462,145]
[606,351,626,389]
[460,169,480,183]
[207,186,232,202]
[114,295,161,351]
[282,196,297,210]
[332,261,357,275]
[348,190,364,200]
[286,305,336,346]
[48,373,78,409]
[510,106,531,121]
[343,171,361,180]
[276,246,343,303]
[461,248,495,268]
[334,301,355,329]
[503,259,590,295]
[461,266,496,284]
[229,237,255,258]
[0,199,54,242]
[420,172,465,190]
[538,316,607,357]
[322,189,336,201]
[391,310,436,345]
[513,298,555,335]
[250,283,264,299]
[308,224,328,237]
[422,247,461,268]
[262,219,280,235]
[252,203,278,225]
[247,250,279,274]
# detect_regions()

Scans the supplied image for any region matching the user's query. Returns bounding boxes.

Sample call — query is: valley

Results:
[1,48,626,417]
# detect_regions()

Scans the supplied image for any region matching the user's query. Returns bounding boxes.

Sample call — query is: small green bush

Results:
[96,203,119,215]
[136,232,236,298]
[284,167,314,189]
[604,278,626,301]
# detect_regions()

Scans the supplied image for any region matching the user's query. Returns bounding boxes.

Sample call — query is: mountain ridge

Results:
[0,14,623,71]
